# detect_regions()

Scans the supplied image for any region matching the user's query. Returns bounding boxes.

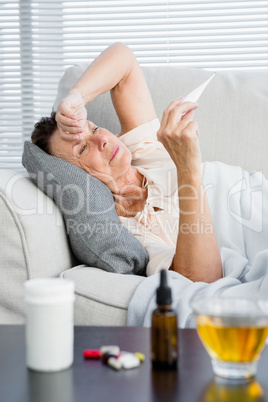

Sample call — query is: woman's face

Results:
[50,121,132,189]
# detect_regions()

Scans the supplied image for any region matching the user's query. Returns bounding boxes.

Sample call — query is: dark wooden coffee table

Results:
[0,325,268,402]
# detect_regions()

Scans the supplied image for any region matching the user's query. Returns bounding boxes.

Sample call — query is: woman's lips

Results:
[110,145,120,162]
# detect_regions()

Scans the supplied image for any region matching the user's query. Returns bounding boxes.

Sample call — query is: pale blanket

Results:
[127,161,268,328]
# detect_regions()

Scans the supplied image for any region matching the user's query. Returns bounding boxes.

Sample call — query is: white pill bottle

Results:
[24,278,75,372]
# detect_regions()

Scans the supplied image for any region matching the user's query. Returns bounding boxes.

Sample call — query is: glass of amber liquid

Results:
[191,298,268,380]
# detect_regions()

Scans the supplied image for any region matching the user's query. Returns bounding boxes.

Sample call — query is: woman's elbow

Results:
[111,41,134,57]
[204,259,223,283]
[175,259,223,283]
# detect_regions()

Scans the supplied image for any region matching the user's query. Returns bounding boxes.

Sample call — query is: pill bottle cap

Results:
[24,278,75,305]
[156,270,172,306]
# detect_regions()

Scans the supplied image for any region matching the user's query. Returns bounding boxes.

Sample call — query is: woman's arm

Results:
[157,98,222,283]
[56,42,157,139]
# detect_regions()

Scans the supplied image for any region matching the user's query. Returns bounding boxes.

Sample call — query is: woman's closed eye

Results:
[80,144,87,154]
[79,127,99,154]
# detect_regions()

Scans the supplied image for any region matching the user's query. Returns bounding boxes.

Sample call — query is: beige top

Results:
[118,118,180,276]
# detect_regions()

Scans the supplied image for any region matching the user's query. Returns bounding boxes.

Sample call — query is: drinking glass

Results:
[191,298,268,380]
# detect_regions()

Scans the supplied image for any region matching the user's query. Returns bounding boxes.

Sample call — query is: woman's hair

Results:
[31,111,57,155]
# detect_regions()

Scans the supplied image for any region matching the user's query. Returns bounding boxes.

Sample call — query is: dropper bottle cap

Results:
[156,269,172,306]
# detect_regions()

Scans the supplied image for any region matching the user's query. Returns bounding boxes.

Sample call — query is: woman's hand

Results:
[56,89,87,140]
[157,97,201,180]
[159,98,222,283]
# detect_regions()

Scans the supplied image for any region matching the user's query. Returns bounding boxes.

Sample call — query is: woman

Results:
[32,42,222,283]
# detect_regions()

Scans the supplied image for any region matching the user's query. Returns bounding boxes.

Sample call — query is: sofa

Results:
[1,64,268,325]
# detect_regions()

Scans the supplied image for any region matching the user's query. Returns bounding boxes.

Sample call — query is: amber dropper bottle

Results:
[151,269,178,370]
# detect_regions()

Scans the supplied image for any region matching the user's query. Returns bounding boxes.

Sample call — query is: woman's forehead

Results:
[51,120,92,157]
[50,129,76,160]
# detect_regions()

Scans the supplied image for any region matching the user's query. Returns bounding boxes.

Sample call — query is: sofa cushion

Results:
[0,170,73,323]
[22,142,148,275]
[60,265,145,325]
